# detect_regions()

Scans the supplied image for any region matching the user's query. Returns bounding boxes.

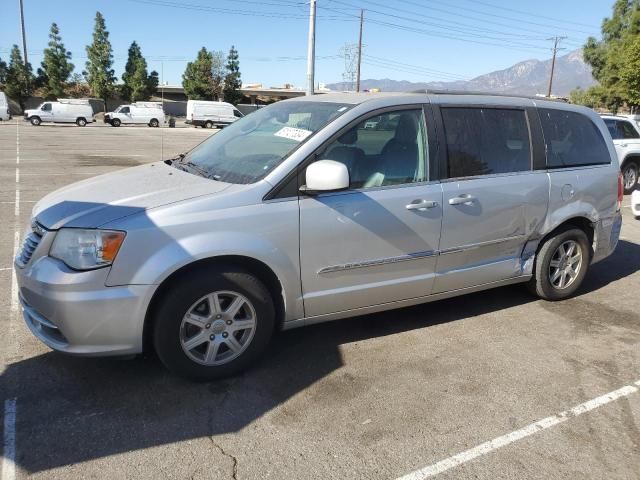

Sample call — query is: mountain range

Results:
[326,50,595,97]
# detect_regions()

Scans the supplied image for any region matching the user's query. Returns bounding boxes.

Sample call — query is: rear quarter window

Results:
[539,109,610,168]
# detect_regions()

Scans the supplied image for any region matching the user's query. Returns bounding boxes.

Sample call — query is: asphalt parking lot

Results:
[1,119,640,480]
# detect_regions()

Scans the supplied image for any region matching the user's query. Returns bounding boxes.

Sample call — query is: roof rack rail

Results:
[410,89,568,102]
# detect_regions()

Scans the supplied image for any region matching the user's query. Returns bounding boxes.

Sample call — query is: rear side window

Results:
[539,109,610,168]
[442,107,531,178]
[618,120,639,139]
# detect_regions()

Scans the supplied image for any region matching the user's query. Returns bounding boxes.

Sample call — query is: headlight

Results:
[50,229,126,270]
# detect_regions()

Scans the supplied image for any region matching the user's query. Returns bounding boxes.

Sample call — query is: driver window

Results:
[319,109,427,189]
[41,103,52,111]
[120,106,130,114]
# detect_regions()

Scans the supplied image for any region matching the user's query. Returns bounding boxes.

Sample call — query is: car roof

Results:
[287,91,572,109]
[600,114,632,120]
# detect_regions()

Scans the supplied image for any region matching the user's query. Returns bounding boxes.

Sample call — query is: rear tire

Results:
[111,118,121,127]
[528,227,590,300]
[153,266,275,379]
[204,121,213,129]
[30,116,41,126]
[76,117,87,127]
[149,118,159,128]
[622,161,638,194]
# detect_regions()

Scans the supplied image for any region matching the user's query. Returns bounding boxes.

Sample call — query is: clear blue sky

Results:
[0,0,613,88]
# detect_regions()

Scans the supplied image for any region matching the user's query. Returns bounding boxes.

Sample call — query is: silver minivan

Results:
[15,93,623,378]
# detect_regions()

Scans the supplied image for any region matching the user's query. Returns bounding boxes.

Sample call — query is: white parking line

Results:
[396,381,640,479]
[1,398,17,480]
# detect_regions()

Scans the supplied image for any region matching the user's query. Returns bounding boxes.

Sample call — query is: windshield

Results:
[179,101,353,184]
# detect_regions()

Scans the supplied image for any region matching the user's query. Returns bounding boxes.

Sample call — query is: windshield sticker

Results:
[274,126,313,142]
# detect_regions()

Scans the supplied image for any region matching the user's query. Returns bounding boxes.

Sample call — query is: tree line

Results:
[572,0,640,112]
[0,11,243,109]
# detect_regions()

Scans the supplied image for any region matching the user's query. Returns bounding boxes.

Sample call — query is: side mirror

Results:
[301,160,349,194]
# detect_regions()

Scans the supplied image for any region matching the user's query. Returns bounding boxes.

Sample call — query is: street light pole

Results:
[306,0,317,96]
[356,9,364,92]
[18,0,28,65]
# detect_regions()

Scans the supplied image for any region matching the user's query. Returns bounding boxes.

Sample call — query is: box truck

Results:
[105,102,166,127]
[186,100,243,128]
[24,99,95,126]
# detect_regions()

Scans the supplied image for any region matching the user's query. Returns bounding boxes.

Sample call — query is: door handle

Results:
[406,199,439,211]
[448,194,476,206]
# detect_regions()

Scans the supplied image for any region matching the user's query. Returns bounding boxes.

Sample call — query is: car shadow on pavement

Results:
[2,240,638,474]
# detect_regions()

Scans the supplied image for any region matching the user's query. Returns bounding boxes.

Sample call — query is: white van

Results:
[105,102,165,127]
[24,99,95,127]
[0,92,11,121]
[186,100,243,128]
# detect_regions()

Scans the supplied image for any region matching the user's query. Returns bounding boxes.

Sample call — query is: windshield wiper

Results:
[164,153,185,165]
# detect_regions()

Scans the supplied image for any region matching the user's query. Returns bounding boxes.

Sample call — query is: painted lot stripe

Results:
[396,381,640,479]
[2,398,17,480]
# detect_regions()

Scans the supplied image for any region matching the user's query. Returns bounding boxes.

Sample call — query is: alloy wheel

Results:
[179,290,257,366]
[623,165,637,191]
[548,240,583,290]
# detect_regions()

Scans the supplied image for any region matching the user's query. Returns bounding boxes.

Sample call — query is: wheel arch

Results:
[536,216,595,259]
[142,255,286,354]
[621,153,640,168]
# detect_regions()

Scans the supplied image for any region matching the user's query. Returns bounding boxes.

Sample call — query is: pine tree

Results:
[122,41,158,102]
[5,45,34,108]
[182,47,214,100]
[223,45,243,105]
[84,11,115,107]
[40,23,74,98]
[0,56,7,85]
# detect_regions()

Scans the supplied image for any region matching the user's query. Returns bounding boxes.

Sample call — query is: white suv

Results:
[602,115,640,193]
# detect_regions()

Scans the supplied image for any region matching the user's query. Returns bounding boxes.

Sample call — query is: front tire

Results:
[529,227,590,300]
[76,117,87,127]
[153,267,275,379]
[30,116,41,126]
[622,161,638,194]
[111,118,121,127]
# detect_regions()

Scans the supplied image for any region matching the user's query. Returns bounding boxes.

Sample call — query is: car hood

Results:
[34,162,232,229]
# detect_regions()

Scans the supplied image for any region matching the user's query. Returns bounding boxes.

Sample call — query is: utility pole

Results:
[18,0,28,65]
[356,9,364,92]
[306,0,317,96]
[546,36,566,98]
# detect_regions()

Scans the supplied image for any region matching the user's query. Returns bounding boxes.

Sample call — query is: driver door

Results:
[40,103,54,122]
[299,107,443,318]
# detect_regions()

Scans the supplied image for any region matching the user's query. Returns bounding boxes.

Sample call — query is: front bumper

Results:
[15,254,154,356]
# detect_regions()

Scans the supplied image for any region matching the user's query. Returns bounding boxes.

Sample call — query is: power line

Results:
[397,0,595,36]
[126,0,355,21]
[321,3,572,53]
[454,0,597,29]
[327,0,550,49]
[327,0,556,41]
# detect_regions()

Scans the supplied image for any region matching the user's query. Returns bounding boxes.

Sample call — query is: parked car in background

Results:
[0,92,11,121]
[185,100,243,128]
[15,93,622,378]
[105,102,165,127]
[602,114,640,193]
[632,189,640,217]
[24,99,95,127]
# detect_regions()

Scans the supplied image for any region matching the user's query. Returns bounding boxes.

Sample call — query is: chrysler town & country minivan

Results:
[15,92,623,378]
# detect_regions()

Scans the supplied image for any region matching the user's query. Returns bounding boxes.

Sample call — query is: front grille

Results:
[16,227,43,267]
